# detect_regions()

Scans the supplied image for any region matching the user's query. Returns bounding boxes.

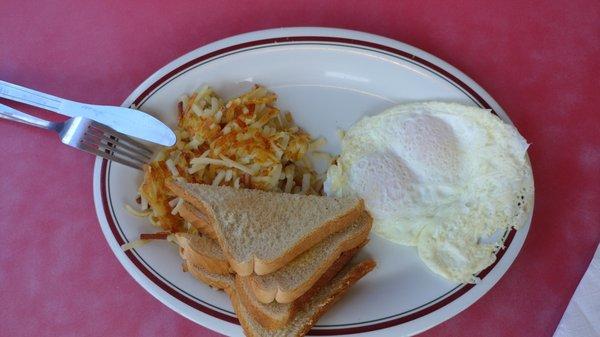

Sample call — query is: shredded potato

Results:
[124,204,152,217]
[138,85,326,232]
[121,239,150,252]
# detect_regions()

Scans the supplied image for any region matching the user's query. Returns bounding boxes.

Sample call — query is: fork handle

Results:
[0,103,54,130]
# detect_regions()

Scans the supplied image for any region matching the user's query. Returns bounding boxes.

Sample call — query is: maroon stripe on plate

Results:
[102,35,515,335]
[132,36,491,110]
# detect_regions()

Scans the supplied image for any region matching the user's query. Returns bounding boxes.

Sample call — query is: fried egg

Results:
[325,102,533,283]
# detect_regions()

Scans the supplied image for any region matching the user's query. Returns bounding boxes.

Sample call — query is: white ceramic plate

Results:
[93,27,533,336]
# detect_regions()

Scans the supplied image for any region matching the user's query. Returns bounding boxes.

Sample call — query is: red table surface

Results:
[1,1,598,336]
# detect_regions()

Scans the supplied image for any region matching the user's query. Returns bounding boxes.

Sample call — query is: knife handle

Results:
[0,103,55,130]
[0,80,66,114]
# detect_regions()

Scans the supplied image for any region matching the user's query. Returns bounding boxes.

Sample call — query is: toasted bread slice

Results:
[184,259,376,337]
[175,233,232,275]
[167,181,363,276]
[175,203,372,302]
[178,203,218,240]
[235,243,365,329]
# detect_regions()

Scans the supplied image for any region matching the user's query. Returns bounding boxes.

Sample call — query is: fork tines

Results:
[80,121,154,170]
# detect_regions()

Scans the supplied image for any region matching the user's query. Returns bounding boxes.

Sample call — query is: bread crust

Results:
[236,242,366,330]
[232,259,376,337]
[185,261,233,290]
[175,234,232,275]
[249,216,372,304]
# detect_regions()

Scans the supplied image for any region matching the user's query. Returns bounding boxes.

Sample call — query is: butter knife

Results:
[0,80,176,146]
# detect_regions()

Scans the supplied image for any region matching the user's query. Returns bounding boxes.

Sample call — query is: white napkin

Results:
[554,243,600,337]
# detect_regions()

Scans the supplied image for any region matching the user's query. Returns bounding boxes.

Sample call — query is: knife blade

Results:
[0,80,176,146]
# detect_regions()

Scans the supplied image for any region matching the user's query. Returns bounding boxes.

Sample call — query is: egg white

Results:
[325,102,533,283]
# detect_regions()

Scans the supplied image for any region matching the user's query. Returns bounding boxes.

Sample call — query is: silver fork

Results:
[0,103,152,170]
